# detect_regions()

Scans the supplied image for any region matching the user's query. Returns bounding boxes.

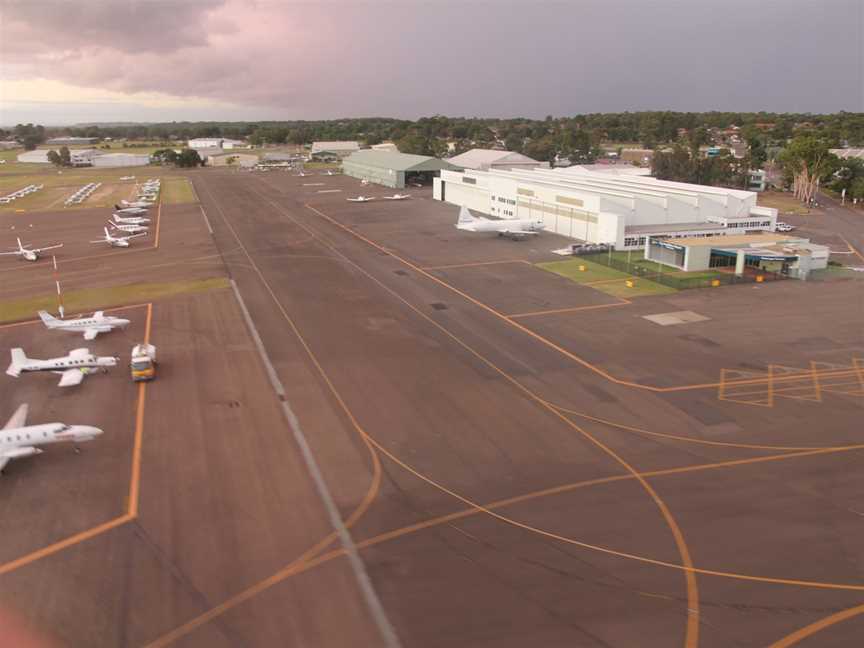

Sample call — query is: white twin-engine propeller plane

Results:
[117,200,153,209]
[7,348,119,387]
[0,237,63,262]
[0,404,103,473]
[383,194,411,200]
[114,205,150,215]
[91,227,147,248]
[110,221,149,235]
[347,195,374,202]
[113,213,151,224]
[455,206,545,240]
[38,309,130,340]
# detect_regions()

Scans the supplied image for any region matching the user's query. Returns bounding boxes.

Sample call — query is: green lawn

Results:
[537,259,631,283]
[536,258,678,298]
[0,277,230,324]
[160,177,197,204]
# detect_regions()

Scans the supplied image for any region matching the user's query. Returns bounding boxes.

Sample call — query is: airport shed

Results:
[311,141,360,157]
[342,150,457,188]
[92,153,151,168]
[447,148,544,172]
[206,152,259,167]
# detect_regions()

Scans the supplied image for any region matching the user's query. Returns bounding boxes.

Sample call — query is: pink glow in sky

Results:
[1,0,861,124]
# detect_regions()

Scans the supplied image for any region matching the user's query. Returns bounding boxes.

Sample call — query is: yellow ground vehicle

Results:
[130,343,156,382]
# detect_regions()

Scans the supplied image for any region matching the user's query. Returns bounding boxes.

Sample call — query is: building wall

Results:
[17,150,50,163]
[93,154,150,167]
[342,160,403,188]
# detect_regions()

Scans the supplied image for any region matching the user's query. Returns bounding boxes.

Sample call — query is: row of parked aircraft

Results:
[0,197,156,261]
[347,193,411,202]
[1,308,131,472]
[1,181,162,471]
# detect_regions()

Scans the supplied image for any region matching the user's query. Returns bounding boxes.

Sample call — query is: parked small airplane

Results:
[323,170,336,176]
[455,206,545,239]
[38,309,129,340]
[91,227,147,248]
[118,200,153,209]
[110,222,149,235]
[114,206,149,215]
[112,214,150,225]
[0,237,63,262]
[0,404,103,473]
[7,348,119,387]
[347,196,374,202]
[384,194,411,200]
[296,170,309,177]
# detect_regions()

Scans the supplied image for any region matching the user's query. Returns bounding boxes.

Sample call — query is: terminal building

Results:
[342,150,456,188]
[645,233,829,280]
[433,166,778,250]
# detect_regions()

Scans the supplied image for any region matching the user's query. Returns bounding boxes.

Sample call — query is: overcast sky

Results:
[1,0,862,125]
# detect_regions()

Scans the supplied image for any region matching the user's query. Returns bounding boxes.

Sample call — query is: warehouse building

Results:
[433,166,777,250]
[645,233,829,279]
[206,152,259,167]
[46,136,98,145]
[310,141,360,160]
[17,148,102,166]
[92,153,151,168]
[342,150,456,188]
[447,148,544,172]
[188,137,247,150]
[371,142,399,153]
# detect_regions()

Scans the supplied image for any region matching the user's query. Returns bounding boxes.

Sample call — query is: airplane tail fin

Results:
[457,206,475,224]
[38,310,58,326]
[6,348,27,377]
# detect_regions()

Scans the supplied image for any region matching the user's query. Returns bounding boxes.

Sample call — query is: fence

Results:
[579,252,788,290]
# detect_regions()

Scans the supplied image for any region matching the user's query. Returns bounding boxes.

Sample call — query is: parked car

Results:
[775,222,795,232]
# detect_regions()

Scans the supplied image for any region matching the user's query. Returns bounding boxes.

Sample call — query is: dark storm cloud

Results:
[1,0,861,120]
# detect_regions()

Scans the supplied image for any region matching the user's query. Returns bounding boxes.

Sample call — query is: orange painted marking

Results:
[0,515,132,577]
[128,303,152,517]
[768,602,864,647]
[507,300,630,319]
[423,259,532,271]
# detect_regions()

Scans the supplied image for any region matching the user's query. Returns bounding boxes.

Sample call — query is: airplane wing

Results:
[33,244,63,253]
[58,369,86,387]
[3,403,28,430]
[0,250,22,256]
[83,328,101,340]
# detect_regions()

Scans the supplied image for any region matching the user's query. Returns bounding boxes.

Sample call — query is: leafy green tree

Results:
[59,146,71,166]
[176,149,203,168]
[152,148,179,165]
[504,132,523,152]
[778,137,838,202]
[47,150,63,166]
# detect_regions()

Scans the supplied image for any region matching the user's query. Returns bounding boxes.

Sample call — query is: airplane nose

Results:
[70,425,103,437]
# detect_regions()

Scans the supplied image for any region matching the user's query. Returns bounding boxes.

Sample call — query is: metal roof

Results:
[343,150,456,172]
[311,141,360,153]
[447,148,541,170]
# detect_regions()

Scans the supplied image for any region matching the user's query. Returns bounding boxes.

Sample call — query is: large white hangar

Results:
[342,150,457,189]
[434,166,778,250]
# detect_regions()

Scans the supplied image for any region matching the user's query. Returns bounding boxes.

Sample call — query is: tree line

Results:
[5,112,863,155]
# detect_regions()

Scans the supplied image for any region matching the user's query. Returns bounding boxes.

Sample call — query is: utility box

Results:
[131,343,156,382]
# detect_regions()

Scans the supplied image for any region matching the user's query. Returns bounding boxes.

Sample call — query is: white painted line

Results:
[317,189,342,194]
[199,205,214,235]
[228,279,401,648]
[302,182,325,186]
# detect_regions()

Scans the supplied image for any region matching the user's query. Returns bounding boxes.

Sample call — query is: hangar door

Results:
[442,181,489,214]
